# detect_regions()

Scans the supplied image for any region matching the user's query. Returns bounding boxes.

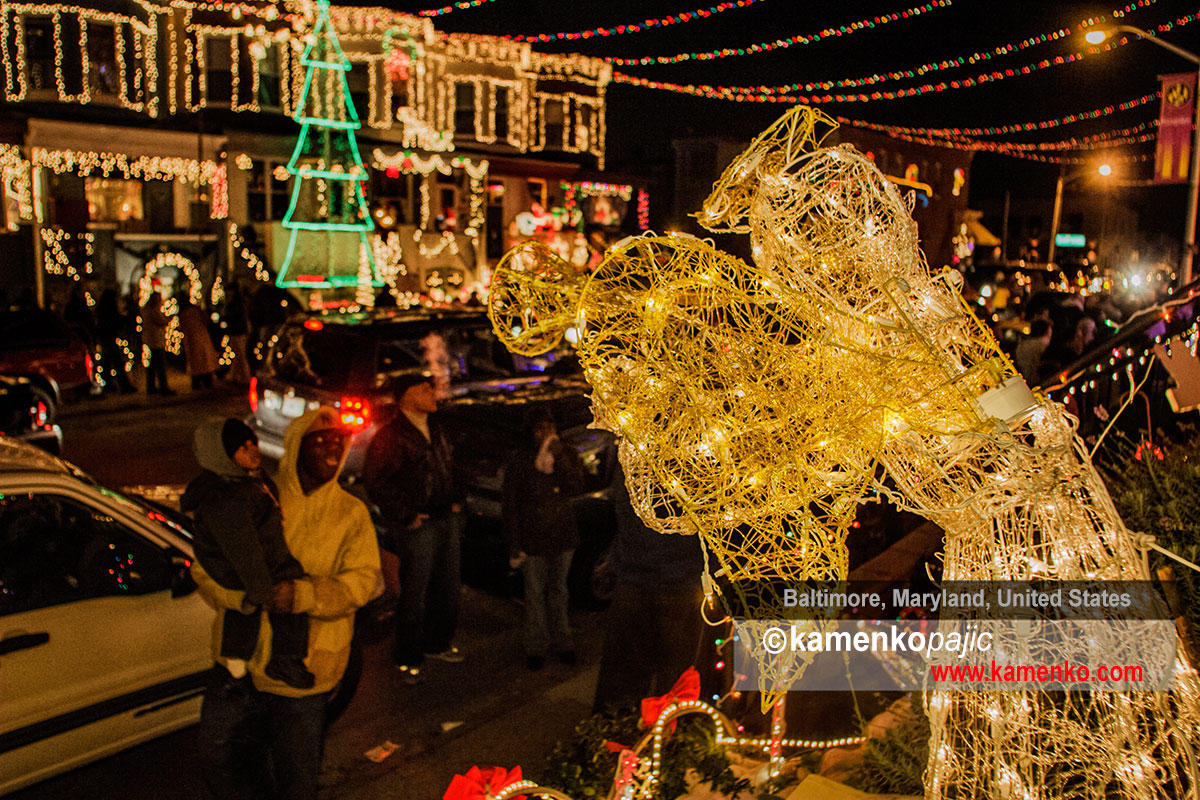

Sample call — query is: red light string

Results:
[611,12,1200,104]
[502,0,768,44]
[418,0,501,17]
[604,1,952,66]
[839,92,1158,138]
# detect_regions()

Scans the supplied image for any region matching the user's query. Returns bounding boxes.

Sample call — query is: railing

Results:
[1034,278,1200,443]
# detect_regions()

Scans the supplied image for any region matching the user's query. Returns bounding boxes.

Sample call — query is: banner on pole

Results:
[1155,72,1197,184]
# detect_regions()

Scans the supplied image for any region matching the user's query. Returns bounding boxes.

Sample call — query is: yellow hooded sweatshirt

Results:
[191,407,382,697]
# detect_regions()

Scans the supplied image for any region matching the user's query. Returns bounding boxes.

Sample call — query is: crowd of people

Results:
[19,279,300,397]
[181,378,705,799]
[963,267,1148,387]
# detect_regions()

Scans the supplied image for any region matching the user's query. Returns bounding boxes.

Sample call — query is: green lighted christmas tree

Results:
[276,0,381,290]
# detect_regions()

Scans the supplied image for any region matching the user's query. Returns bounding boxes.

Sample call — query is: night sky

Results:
[382,0,1200,233]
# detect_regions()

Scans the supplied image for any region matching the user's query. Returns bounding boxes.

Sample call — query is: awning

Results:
[963,210,1000,247]
[26,119,225,162]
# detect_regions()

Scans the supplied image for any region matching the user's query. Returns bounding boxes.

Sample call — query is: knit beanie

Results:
[221,418,257,458]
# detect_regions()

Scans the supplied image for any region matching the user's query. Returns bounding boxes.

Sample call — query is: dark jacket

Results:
[181,420,299,605]
[610,461,704,586]
[362,411,460,529]
[501,439,585,557]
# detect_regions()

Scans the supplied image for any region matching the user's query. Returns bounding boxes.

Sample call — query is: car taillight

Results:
[339,396,370,431]
[249,376,259,413]
[84,350,94,380]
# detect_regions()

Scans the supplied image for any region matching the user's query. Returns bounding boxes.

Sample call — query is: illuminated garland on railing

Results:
[605,0,952,66]
[611,12,1200,103]
[418,0,499,17]
[504,0,767,43]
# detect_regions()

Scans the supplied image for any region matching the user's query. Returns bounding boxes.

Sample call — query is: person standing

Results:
[502,409,585,670]
[592,459,705,712]
[139,292,173,395]
[191,407,381,800]
[178,296,219,390]
[224,283,253,385]
[362,373,464,683]
[96,289,135,393]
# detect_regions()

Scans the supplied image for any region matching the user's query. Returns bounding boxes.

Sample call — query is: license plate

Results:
[282,396,306,418]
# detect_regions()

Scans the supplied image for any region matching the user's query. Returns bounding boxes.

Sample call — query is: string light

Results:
[504,0,767,43]
[418,0,500,18]
[605,0,952,66]
[40,227,94,280]
[835,91,1158,139]
[0,144,34,227]
[610,14,1200,104]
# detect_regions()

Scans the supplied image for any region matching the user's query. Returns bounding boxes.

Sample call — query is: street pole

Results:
[1182,64,1200,286]
[1048,166,1065,267]
[1088,25,1200,287]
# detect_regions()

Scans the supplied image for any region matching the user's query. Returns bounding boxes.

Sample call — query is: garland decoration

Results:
[504,0,767,43]
[605,0,953,66]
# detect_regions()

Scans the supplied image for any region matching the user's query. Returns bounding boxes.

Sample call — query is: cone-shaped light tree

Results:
[276,0,382,290]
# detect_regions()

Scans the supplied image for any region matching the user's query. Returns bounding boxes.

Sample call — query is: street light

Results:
[1085,25,1200,286]
[1047,163,1110,266]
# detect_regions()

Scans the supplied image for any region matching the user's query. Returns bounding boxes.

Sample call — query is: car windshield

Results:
[264,326,357,389]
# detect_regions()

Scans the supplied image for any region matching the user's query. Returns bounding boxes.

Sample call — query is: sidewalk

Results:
[58,370,246,419]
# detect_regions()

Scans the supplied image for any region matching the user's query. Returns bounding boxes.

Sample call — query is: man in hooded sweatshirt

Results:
[191,407,381,800]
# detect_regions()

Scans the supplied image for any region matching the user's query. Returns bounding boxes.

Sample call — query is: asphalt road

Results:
[16,382,605,800]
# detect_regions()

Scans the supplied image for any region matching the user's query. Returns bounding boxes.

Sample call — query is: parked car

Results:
[251,309,619,604]
[0,375,61,454]
[0,310,95,402]
[0,439,360,794]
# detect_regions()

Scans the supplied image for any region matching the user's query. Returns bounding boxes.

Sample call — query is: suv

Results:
[251,310,618,603]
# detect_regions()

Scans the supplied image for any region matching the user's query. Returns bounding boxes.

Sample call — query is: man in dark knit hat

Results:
[362,372,465,683]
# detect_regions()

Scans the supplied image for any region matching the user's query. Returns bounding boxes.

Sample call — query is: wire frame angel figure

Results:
[488,104,1200,798]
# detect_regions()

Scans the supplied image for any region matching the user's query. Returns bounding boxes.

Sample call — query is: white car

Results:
[0,438,211,795]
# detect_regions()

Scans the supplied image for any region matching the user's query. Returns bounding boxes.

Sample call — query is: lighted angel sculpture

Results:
[488,106,1200,798]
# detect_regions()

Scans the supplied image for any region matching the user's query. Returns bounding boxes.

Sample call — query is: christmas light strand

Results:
[605,0,952,66]
[610,13,1199,103]
[503,0,767,44]
[418,0,499,18]
[614,0,1160,80]
[838,92,1158,139]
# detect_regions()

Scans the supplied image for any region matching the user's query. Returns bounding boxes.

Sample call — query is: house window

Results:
[257,45,280,108]
[85,178,144,231]
[494,87,509,141]
[371,170,415,230]
[543,100,564,149]
[247,160,291,222]
[24,16,56,91]
[87,23,118,96]
[454,83,475,136]
[346,61,369,121]
[204,36,233,104]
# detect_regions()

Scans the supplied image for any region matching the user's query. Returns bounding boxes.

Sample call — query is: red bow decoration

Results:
[640,666,701,730]
[444,766,525,800]
[605,740,630,753]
